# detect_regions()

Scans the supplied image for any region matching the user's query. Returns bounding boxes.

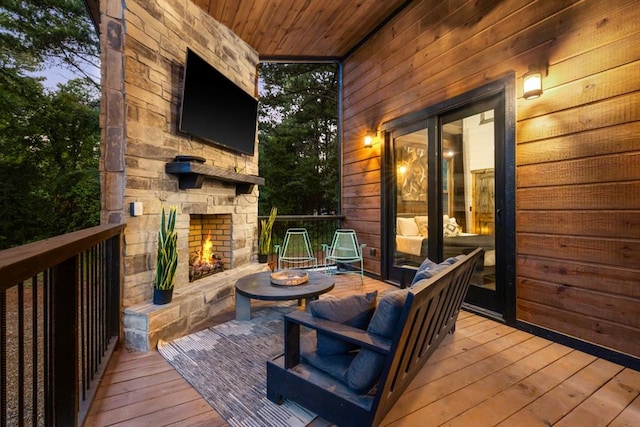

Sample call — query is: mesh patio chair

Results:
[274,228,318,271]
[322,229,366,284]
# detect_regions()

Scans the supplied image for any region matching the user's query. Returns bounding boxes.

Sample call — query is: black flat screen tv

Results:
[179,48,258,156]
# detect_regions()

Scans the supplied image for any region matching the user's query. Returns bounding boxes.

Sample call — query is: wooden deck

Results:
[85,275,640,427]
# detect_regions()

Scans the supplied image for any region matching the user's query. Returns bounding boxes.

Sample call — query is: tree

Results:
[0,0,101,248]
[0,78,101,248]
[0,0,100,87]
[258,63,339,216]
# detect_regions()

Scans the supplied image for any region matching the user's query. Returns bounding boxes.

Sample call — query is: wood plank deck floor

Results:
[85,275,640,427]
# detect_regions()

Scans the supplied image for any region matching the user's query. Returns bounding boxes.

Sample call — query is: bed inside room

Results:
[394,214,496,288]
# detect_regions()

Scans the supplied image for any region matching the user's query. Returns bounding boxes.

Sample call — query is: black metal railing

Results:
[258,215,344,268]
[0,224,124,426]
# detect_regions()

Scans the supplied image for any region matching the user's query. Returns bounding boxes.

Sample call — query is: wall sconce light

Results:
[363,134,374,148]
[523,65,544,100]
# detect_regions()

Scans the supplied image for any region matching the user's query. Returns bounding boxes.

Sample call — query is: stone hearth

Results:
[123,263,269,351]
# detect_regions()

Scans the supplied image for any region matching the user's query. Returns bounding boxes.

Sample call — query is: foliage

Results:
[258,207,278,255]
[0,0,100,87]
[155,206,178,291]
[0,78,101,249]
[258,63,339,216]
[0,0,101,249]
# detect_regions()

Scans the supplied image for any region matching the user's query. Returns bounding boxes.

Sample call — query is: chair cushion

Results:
[300,332,354,384]
[347,348,386,392]
[309,291,378,355]
[346,289,409,392]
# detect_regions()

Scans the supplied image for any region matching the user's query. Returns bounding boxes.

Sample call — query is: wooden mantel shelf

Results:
[165,158,265,194]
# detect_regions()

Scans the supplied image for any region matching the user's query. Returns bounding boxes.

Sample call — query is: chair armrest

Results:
[285,311,391,354]
[274,244,281,255]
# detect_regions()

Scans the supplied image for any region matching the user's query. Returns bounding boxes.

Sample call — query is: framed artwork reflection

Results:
[400,146,427,201]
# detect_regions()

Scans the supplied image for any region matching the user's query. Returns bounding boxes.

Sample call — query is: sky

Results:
[32,62,100,90]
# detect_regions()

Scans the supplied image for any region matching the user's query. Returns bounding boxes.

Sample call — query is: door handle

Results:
[496,208,503,226]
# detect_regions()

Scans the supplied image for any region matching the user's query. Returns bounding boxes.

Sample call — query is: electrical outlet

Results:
[369,248,377,256]
[130,202,143,216]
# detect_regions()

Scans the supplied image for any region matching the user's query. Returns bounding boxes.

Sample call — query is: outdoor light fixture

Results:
[364,134,373,148]
[523,65,543,100]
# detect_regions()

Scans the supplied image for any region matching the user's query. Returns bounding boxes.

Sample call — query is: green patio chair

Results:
[322,229,366,284]
[274,228,318,271]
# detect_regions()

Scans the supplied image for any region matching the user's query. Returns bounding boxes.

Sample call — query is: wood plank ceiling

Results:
[192,0,411,59]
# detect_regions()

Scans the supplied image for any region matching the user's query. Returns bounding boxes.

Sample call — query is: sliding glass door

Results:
[440,103,500,313]
[383,79,514,321]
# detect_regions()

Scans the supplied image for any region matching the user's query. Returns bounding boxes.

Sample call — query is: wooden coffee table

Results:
[235,271,335,320]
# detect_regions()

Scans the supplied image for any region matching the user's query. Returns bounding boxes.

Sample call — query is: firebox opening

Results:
[189,214,232,282]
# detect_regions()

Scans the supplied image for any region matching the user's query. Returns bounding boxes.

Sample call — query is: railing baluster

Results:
[31,276,38,427]
[1,289,6,426]
[18,282,24,427]
[80,252,87,400]
[90,246,95,374]
[43,269,52,427]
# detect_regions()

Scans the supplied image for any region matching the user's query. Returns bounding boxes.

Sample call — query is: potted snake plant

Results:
[258,207,277,263]
[154,206,178,305]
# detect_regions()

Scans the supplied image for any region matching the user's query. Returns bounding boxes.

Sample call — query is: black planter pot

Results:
[153,288,174,305]
[258,253,268,263]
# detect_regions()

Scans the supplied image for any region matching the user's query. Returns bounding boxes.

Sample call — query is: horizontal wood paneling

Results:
[518,300,640,358]
[517,92,640,143]
[517,256,640,298]
[518,278,640,328]
[516,122,640,165]
[517,153,640,187]
[517,211,640,239]
[342,0,640,357]
[517,234,640,268]
[517,182,640,210]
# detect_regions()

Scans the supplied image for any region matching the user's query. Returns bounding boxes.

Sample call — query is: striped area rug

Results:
[158,306,316,427]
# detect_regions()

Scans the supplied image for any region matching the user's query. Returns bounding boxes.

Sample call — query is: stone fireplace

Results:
[100,0,268,351]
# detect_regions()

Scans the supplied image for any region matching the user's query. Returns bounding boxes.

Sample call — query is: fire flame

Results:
[201,231,214,265]
[189,230,224,281]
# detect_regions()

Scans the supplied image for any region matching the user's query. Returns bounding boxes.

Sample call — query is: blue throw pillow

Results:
[366,289,409,338]
[411,257,447,286]
[443,254,465,265]
[309,291,377,355]
[411,254,466,286]
[346,289,409,392]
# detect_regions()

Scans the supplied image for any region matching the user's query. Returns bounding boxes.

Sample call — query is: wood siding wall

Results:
[341,0,640,357]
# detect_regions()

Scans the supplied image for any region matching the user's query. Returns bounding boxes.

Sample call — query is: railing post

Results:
[52,256,78,426]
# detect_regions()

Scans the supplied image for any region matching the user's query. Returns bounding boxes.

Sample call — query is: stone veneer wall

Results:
[99,0,261,350]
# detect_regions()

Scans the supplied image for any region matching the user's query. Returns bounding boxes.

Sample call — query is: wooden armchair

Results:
[267,248,482,426]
